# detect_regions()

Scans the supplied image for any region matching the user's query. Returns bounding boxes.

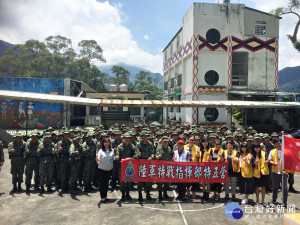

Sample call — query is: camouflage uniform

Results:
[24,137,40,191]
[111,138,122,188]
[56,137,72,192]
[38,135,55,192]
[82,136,97,191]
[69,137,83,192]
[0,141,4,172]
[8,135,25,191]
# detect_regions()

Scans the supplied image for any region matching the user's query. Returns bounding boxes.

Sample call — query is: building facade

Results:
[163,2,280,128]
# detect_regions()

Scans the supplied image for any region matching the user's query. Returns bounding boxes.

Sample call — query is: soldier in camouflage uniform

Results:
[135,131,154,201]
[0,140,4,172]
[69,135,83,193]
[24,132,40,193]
[110,130,122,189]
[82,132,97,192]
[56,130,72,193]
[155,136,173,200]
[115,133,136,201]
[38,132,55,193]
[8,132,25,192]
[51,131,59,186]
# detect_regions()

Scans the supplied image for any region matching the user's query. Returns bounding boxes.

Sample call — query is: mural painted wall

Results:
[0,78,64,129]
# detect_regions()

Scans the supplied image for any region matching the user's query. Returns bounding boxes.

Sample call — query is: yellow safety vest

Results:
[271,148,283,173]
[239,153,253,178]
[184,144,200,162]
[202,149,211,162]
[209,148,224,162]
[253,151,269,178]
[224,150,239,172]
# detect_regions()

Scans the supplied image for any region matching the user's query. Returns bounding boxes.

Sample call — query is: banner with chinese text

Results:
[121,159,228,183]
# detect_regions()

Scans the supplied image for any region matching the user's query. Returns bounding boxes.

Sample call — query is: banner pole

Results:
[282,135,285,204]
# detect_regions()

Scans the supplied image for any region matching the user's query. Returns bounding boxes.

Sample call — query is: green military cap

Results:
[123,132,132,138]
[163,129,169,134]
[247,136,254,141]
[149,135,155,139]
[82,129,89,133]
[192,129,198,134]
[264,133,270,138]
[233,132,239,136]
[44,132,51,138]
[130,131,137,136]
[194,136,200,140]
[227,132,233,138]
[73,134,81,140]
[115,123,119,126]
[286,134,293,138]
[191,125,197,128]
[216,128,221,133]
[237,128,241,131]
[156,131,163,136]
[102,133,109,137]
[253,130,257,134]
[133,125,138,128]
[150,123,156,128]
[14,132,23,138]
[199,127,206,132]
[94,130,101,135]
[63,130,70,135]
[221,125,228,129]
[237,132,243,137]
[74,127,81,132]
[87,132,94,137]
[248,126,254,130]
[165,125,170,129]
[140,131,149,136]
[121,124,126,127]
[172,131,179,136]
[52,131,59,136]
[31,131,39,136]
[259,133,264,138]
[162,136,170,141]
[271,132,278,137]
[207,128,213,133]
[179,134,185,139]
[254,134,260,139]
[69,129,74,133]
[114,130,122,135]
[209,133,217,138]
[47,127,54,131]
[99,125,104,128]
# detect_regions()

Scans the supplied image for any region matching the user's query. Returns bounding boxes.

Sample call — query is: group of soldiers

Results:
[2,122,298,202]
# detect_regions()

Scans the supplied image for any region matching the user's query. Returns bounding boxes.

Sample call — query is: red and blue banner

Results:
[121,159,228,183]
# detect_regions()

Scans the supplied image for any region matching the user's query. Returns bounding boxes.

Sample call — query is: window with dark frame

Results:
[232,52,248,86]
[255,21,267,36]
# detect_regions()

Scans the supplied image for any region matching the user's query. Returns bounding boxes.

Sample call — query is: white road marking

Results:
[173,190,189,225]
[0,196,12,201]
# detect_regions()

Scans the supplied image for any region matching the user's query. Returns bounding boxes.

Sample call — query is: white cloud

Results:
[144,34,150,40]
[0,0,162,73]
[250,0,300,69]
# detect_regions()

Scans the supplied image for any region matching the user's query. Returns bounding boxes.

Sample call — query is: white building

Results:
[163,2,281,128]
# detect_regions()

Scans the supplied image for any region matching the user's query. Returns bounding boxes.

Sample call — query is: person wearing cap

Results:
[69,129,75,140]
[200,137,211,200]
[271,132,278,143]
[0,141,4,172]
[268,139,289,207]
[8,132,26,192]
[82,132,97,192]
[239,143,254,205]
[96,137,114,203]
[69,135,83,194]
[155,136,173,201]
[246,136,254,153]
[252,143,270,206]
[261,134,274,191]
[184,136,200,199]
[38,132,55,193]
[209,139,225,201]
[135,131,154,201]
[24,132,40,193]
[224,140,239,201]
[172,139,191,201]
[115,133,136,201]
[247,126,254,136]
[111,130,122,189]
[56,130,72,193]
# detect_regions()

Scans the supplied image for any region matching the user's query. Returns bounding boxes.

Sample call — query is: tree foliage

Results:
[0,36,108,90]
[273,0,300,52]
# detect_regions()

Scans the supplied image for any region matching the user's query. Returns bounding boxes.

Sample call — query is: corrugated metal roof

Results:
[0,90,299,108]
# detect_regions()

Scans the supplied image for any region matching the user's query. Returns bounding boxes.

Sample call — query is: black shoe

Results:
[146,191,152,201]
[225,194,230,200]
[232,196,237,202]
[26,185,30,193]
[47,186,53,192]
[163,192,170,200]
[205,192,209,200]
[289,186,298,193]
[121,192,126,202]
[126,193,132,201]
[158,192,163,201]
[17,183,23,192]
[34,184,40,191]
[138,191,143,201]
[12,184,17,193]
[40,186,45,194]
[202,192,206,200]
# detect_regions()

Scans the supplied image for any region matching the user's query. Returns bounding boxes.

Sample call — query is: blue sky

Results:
[0,0,298,73]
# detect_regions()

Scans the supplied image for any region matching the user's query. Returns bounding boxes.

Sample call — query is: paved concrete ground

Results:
[0,149,299,225]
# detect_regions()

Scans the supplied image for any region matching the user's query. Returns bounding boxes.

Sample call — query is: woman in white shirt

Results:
[96,137,114,203]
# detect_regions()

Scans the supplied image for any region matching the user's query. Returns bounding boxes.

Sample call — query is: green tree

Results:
[111,65,130,85]
[78,40,106,63]
[273,0,300,51]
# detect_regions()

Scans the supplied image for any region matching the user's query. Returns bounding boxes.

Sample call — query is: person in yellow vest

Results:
[224,140,239,201]
[200,137,211,200]
[209,139,224,201]
[252,143,270,206]
[268,139,288,208]
[184,136,200,199]
[239,143,254,205]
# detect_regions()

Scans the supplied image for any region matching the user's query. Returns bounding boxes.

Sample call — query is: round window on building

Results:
[206,29,221,44]
[204,108,219,122]
[205,70,219,86]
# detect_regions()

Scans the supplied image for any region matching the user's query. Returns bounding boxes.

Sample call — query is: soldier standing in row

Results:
[111,130,122,189]
[24,132,40,193]
[38,133,55,193]
[82,132,97,192]
[115,133,136,202]
[56,130,72,193]
[0,141,4,173]
[135,131,154,201]
[155,136,173,201]
[69,135,83,194]
[8,133,25,192]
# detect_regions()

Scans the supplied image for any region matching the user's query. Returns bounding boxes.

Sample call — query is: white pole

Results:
[282,135,285,204]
